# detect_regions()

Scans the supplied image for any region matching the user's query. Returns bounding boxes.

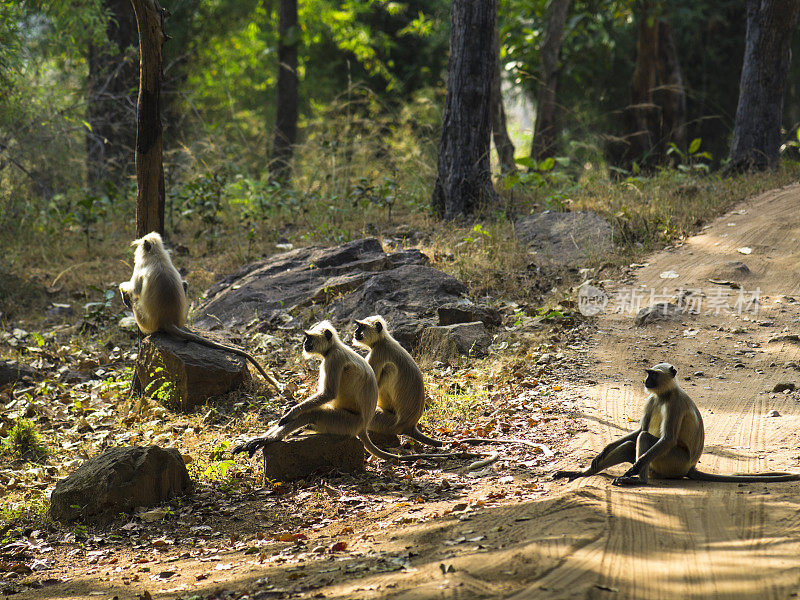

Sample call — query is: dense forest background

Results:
[1,0,799,255]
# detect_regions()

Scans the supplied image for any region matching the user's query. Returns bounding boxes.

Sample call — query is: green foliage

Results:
[82,287,118,326]
[667,137,712,173]
[144,365,180,410]
[203,441,237,489]
[4,418,47,461]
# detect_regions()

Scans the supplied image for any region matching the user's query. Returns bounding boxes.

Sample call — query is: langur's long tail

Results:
[358,432,463,462]
[162,323,281,391]
[687,467,800,483]
[406,426,445,448]
[457,437,555,457]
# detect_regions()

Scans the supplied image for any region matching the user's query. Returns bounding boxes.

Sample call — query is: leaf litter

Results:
[0,307,597,598]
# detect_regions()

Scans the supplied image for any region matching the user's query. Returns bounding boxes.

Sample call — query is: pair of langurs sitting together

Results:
[121,233,800,483]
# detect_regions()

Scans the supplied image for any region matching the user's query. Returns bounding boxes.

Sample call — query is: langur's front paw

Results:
[611,476,647,487]
[231,436,275,457]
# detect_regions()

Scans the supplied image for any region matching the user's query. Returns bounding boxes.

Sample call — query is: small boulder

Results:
[419,322,492,361]
[49,446,191,522]
[261,434,365,481]
[136,330,252,409]
[634,302,685,326]
[437,303,502,328]
[772,382,796,393]
[0,360,37,386]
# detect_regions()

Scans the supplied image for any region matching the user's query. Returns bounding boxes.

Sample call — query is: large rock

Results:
[515,210,613,267]
[136,331,251,409]
[196,238,467,351]
[261,434,365,481]
[50,446,191,522]
[419,322,493,362]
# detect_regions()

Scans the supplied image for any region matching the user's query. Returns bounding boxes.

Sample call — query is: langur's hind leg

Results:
[304,407,364,436]
[554,440,636,481]
[232,409,325,457]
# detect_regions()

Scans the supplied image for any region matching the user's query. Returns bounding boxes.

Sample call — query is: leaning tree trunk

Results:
[86,0,139,188]
[491,25,516,175]
[530,0,570,162]
[269,0,299,183]
[432,0,498,219]
[130,0,168,238]
[728,0,800,172]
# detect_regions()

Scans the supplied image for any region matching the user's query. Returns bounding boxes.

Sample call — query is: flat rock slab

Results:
[196,238,467,351]
[261,434,365,481]
[50,446,191,522]
[137,331,251,409]
[515,210,613,267]
[419,322,492,362]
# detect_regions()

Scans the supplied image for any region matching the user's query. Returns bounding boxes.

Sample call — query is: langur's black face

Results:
[304,333,314,353]
[645,363,676,390]
[354,322,365,342]
[644,370,660,390]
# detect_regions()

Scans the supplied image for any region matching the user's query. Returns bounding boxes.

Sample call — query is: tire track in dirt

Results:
[512,184,800,599]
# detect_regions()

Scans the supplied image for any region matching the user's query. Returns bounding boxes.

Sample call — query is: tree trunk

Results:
[432,0,497,219]
[530,0,570,162]
[655,19,686,156]
[728,0,800,171]
[130,0,168,238]
[491,25,516,175]
[624,1,659,164]
[86,0,139,188]
[269,0,299,183]
[617,1,686,170]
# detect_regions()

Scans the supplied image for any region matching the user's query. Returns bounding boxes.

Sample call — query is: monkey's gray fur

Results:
[119,232,280,391]
[353,315,444,448]
[554,363,800,485]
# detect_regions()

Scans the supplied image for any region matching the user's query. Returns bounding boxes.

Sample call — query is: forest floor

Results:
[7,183,800,599]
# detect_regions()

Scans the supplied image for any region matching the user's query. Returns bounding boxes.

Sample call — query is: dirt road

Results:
[334,183,800,599]
[499,183,800,599]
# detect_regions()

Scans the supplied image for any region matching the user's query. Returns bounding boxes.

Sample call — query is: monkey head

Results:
[303,320,338,359]
[352,315,387,349]
[131,231,168,265]
[645,362,677,392]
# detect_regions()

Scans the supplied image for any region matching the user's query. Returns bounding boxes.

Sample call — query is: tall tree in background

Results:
[269,0,299,183]
[85,0,139,188]
[728,0,800,171]
[432,0,498,219]
[491,25,516,175]
[530,0,570,161]
[618,1,686,169]
[130,0,168,237]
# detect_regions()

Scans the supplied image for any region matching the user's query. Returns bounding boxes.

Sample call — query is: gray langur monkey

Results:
[231,321,459,462]
[352,315,445,448]
[554,363,800,486]
[119,232,281,391]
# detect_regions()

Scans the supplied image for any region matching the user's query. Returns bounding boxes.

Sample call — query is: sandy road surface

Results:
[505,183,800,599]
